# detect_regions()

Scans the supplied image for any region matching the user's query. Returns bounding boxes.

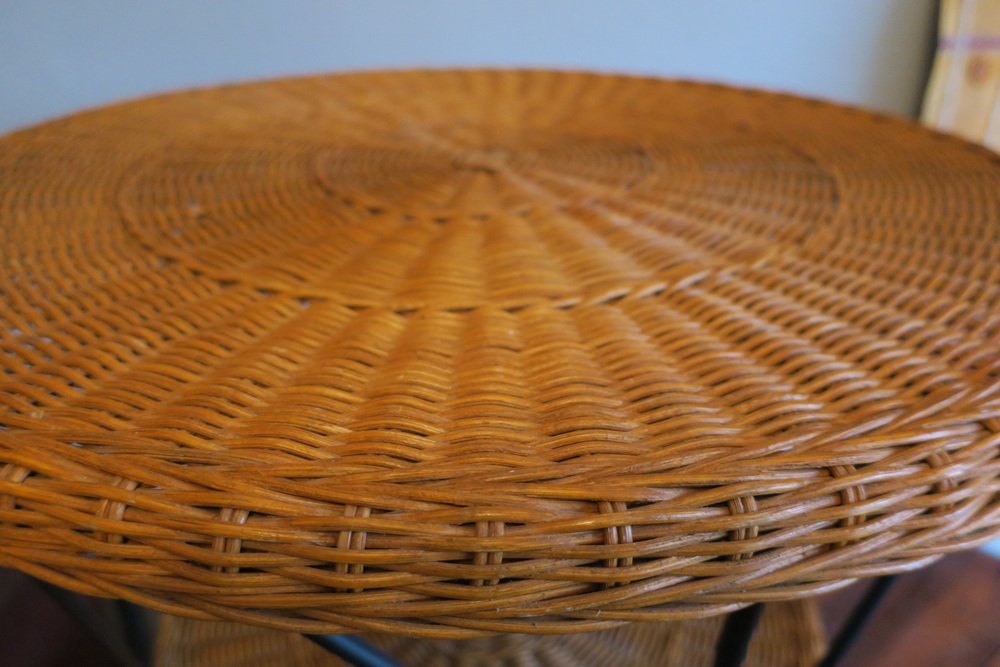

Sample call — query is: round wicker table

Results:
[1,69,999,665]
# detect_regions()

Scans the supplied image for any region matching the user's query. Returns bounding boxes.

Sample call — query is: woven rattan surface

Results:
[155,600,824,667]
[1,69,999,637]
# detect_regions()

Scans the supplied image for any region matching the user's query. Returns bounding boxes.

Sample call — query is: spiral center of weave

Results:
[459,147,511,174]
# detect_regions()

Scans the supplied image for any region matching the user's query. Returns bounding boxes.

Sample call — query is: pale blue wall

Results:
[0,0,937,133]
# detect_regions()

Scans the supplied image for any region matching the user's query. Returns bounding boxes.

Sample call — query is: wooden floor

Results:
[1,551,998,666]
[818,551,1000,667]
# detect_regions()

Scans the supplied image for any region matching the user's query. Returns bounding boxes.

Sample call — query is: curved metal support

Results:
[305,634,404,667]
[713,603,764,667]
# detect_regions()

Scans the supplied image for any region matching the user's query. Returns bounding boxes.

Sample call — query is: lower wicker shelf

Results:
[154,600,825,667]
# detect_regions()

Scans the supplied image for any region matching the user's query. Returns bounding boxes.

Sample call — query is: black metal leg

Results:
[117,598,157,666]
[713,603,764,667]
[34,579,146,667]
[817,575,898,667]
[306,634,404,667]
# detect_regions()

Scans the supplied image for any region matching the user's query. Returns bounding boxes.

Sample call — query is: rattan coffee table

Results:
[1,69,999,666]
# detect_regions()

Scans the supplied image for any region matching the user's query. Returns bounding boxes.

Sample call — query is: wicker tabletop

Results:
[0,69,998,639]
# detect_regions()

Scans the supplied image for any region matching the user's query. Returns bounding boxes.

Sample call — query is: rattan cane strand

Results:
[0,70,999,637]
[154,600,824,667]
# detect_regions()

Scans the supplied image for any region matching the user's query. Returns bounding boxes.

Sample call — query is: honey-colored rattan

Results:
[1,69,999,638]
[154,600,825,667]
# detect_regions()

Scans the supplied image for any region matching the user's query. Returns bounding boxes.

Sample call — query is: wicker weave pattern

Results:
[155,600,825,667]
[1,70,999,636]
